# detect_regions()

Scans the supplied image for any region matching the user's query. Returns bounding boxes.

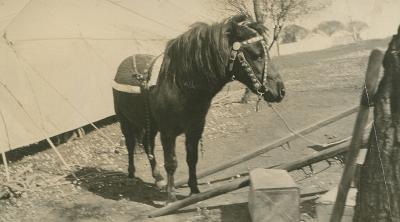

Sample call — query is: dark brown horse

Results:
[113,14,285,203]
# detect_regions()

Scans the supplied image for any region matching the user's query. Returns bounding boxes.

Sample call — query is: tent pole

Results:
[1,152,10,182]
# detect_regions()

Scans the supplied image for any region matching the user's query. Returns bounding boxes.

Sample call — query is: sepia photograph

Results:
[0,0,400,221]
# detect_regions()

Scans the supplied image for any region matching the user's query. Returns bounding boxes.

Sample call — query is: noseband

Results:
[228,35,269,96]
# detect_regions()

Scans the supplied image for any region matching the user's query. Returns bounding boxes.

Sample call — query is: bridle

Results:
[227,33,270,96]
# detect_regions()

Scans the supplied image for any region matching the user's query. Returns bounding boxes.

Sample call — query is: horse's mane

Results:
[158,16,268,94]
[159,21,231,93]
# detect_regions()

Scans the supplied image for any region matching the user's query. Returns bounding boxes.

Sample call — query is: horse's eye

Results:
[256,56,263,62]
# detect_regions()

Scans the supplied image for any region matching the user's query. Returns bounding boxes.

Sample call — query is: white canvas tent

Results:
[0,0,223,153]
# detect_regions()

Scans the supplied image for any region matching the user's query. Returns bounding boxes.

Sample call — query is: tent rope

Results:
[10,37,170,43]
[2,0,33,33]
[104,0,182,33]
[0,81,78,180]
[267,103,322,145]
[8,45,116,148]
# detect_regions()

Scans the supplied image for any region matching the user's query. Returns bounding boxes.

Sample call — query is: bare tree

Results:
[221,0,330,55]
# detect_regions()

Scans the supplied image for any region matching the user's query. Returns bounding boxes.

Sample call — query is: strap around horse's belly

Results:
[147,54,164,88]
[112,81,141,93]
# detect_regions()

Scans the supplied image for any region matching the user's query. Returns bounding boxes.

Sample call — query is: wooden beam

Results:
[175,106,359,187]
[149,139,357,218]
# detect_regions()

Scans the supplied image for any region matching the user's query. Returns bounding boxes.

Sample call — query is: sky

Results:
[298,0,400,38]
[1,0,399,40]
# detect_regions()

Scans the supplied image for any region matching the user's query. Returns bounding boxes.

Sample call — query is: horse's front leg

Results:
[160,133,178,203]
[185,125,204,195]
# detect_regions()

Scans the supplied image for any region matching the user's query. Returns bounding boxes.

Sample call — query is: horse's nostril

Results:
[280,88,286,98]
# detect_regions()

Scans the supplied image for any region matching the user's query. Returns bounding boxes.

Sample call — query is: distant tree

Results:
[280,24,309,43]
[221,0,330,55]
[347,20,369,41]
[314,20,346,36]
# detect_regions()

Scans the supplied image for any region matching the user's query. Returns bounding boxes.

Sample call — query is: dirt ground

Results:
[0,38,390,222]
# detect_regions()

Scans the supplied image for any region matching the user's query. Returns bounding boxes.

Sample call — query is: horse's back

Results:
[114,54,155,85]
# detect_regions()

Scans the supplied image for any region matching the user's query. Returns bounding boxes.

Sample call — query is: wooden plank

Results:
[175,106,359,187]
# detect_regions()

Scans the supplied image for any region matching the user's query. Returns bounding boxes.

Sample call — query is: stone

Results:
[248,168,300,222]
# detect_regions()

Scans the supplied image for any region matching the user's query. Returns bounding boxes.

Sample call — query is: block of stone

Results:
[248,168,299,222]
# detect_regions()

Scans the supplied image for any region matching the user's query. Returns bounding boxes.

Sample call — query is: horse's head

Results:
[225,15,285,102]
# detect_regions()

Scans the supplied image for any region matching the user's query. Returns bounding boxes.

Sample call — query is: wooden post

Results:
[353,31,400,221]
[149,138,359,218]
[175,105,358,187]
[330,49,383,222]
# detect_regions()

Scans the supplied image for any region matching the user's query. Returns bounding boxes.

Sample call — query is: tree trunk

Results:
[276,41,281,56]
[239,0,266,104]
[354,34,400,221]
[252,0,265,22]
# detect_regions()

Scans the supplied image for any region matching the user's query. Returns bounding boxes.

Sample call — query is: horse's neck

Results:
[188,78,229,101]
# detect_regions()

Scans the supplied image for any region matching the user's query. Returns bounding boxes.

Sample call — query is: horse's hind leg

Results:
[160,132,178,203]
[142,129,166,189]
[120,120,136,178]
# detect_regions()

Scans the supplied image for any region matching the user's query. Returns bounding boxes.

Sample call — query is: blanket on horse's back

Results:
[113,54,163,93]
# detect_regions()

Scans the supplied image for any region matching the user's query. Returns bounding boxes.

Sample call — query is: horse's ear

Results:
[225,14,250,40]
[229,14,249,24]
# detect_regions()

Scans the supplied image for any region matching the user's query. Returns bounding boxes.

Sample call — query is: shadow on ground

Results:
[67,167,185,208]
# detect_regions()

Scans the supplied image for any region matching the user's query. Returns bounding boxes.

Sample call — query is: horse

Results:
[113,14,286,203]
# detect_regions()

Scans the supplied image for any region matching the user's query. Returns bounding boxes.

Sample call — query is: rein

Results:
[228,35,269,96]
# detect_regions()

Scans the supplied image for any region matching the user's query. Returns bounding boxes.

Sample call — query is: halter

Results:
[228,35,269,96]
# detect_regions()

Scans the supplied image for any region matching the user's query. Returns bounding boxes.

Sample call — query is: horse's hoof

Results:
[155,179,167,190]
[166,195,178,205]
[126,177,141,185]
[128,173,135,179]
[190,189,200,196]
